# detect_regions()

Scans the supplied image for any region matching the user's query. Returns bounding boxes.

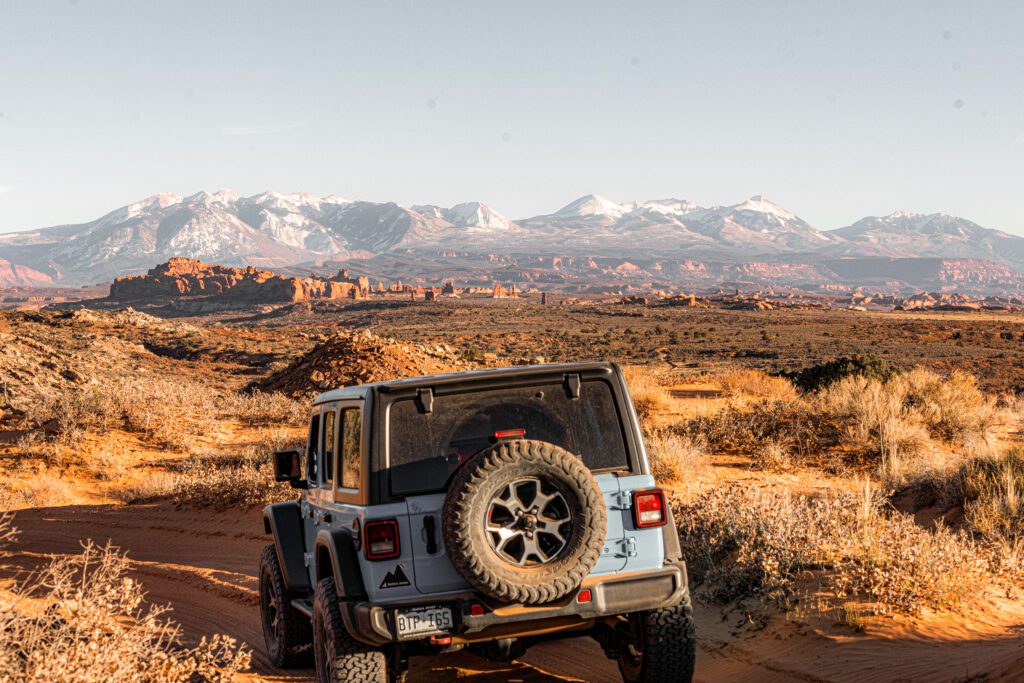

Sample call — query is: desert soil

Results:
[6,419,1024,682]
[8,500,1024,682]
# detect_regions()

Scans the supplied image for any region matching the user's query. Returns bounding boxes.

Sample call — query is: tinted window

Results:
[322,409,335,486]
[340,408,362,489]
[388,378,629,496]
[307,413,320,482]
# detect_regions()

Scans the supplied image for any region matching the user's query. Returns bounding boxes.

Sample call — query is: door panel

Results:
[405,493,469,594]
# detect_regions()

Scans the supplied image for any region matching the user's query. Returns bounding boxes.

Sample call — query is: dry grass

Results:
[622,365,673,424]
[117,432,302,510]
[645,428,707,483]
[674,482,1011,616]
[678,367,1011,479]
[901,447,1024,550]
[717,368,798,402]
[0,516,250,681]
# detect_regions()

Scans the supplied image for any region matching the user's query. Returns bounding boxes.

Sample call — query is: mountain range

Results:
[1,190,1023,290]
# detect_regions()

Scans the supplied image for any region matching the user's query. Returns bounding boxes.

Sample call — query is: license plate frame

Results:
[394,604,455,639]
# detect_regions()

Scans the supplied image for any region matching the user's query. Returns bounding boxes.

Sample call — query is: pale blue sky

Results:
[1,1,1022,234]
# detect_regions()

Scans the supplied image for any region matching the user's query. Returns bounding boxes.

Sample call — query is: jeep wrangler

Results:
[260,362,695,683]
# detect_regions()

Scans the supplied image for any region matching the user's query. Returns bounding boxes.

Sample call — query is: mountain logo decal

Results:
[380,564,411,589]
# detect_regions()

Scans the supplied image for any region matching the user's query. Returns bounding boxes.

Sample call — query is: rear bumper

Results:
[339,560,689,646]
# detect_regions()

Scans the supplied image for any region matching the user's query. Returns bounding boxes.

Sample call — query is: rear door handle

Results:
[422,515,438,554]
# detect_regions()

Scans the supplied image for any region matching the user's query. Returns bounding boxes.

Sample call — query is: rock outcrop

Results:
[108,258,370,304]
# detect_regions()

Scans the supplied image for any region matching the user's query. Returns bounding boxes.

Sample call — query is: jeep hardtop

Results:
[260,361,695,683]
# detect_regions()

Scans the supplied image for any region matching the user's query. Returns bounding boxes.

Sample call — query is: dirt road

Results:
[7,501,1024,682]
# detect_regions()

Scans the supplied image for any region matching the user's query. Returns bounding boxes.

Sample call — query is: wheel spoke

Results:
[486,477,573,567]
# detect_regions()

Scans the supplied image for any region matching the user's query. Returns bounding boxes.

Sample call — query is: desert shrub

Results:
[120,435,301,510]
[679,399,837,462]
[622,365,672,423]
[221,390,306,425]
[675,483,1004,615]
[896,368,1012,445]
[717,368,797,402]
[645,428,707,482]
[29,381,306,456]
[0,517,250,682]
[786,353,898,393]
[820,375,930,470]
[904,447,1024,547]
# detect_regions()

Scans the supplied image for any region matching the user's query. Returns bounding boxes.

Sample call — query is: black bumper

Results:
[339,561,689,646]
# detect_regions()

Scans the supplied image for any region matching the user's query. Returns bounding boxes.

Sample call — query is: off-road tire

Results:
[617,601,696,683]
[312,577,388,683]
[442,438,607,604]
[259,544,313,668]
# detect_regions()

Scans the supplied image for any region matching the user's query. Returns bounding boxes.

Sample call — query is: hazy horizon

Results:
[2,1,1023,235]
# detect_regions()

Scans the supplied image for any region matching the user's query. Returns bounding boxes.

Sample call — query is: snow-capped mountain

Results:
[2,190,1024,287]
[412,201,520,233]
[828,211,1024,265]
[0,191,494,285]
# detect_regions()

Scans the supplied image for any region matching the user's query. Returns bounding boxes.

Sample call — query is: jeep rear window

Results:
[387,378,629,497]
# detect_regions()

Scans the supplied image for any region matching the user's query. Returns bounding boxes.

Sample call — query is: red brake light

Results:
[494,428,525,439]
[364,520,400,560]
[633,490,667,528]
[470,603,485,617]
[577,589,592,603]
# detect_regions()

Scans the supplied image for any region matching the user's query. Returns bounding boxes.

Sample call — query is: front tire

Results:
[313,577,388,683]
[617,601,696,683]
[259,544,313,668]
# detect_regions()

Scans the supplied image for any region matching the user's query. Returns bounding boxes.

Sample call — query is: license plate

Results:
[394,605,454,638]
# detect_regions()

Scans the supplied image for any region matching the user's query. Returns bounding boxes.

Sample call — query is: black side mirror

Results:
[273,450,308,489]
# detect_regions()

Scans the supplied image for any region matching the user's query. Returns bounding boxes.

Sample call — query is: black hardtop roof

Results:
[311,361,620,406]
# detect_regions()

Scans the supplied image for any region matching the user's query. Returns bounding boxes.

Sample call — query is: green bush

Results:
[786,354,898,393]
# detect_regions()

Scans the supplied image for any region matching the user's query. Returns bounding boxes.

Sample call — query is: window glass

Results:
[307,413,320,482]
[322,409,335,486]
[388,379,629,496]
[340,408,362,490]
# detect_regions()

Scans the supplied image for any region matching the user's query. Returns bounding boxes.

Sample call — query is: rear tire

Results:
[259,544,313,668]
[313,577,388,683]
[617,601,696,683]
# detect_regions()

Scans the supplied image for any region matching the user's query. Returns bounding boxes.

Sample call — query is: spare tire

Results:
[442,439,607,604]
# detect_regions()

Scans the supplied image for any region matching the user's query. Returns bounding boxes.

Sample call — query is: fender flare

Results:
[315,528,368,602]
[263,501,311,593]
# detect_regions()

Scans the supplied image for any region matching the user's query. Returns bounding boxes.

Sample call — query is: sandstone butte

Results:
[108,258,372,304]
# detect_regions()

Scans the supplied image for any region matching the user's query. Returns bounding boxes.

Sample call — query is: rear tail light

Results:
[493,428,525,439]
[469,603,486,617]
[576,589,592,603]
[364,520,400,560]
[633,489,667,528]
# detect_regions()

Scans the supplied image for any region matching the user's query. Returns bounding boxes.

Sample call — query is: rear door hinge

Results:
[608,491,632,510]
[602,537,638,558]
[303,551,314,568]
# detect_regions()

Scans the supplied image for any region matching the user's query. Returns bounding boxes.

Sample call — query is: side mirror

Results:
[273,450,308,489]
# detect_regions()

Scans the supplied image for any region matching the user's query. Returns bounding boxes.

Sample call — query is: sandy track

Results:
[6,501,1024,682]
[4,502,620,682]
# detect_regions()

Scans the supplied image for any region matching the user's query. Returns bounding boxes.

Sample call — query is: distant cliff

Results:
[108,258,371,304]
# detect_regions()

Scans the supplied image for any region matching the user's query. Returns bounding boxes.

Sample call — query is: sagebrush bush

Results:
[897,368,1012,444]
[902,446,1024,548]
[674,483,1010,615]
[0,517,250,681]
[645,428,707,482]
[786,354,898,393]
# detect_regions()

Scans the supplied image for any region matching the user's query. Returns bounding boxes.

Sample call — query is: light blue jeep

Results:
[260,362,695,683]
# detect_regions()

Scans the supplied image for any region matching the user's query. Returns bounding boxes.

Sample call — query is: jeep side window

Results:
[339,407,361,490]
[321,409,335,487]
[307,413,320,483]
